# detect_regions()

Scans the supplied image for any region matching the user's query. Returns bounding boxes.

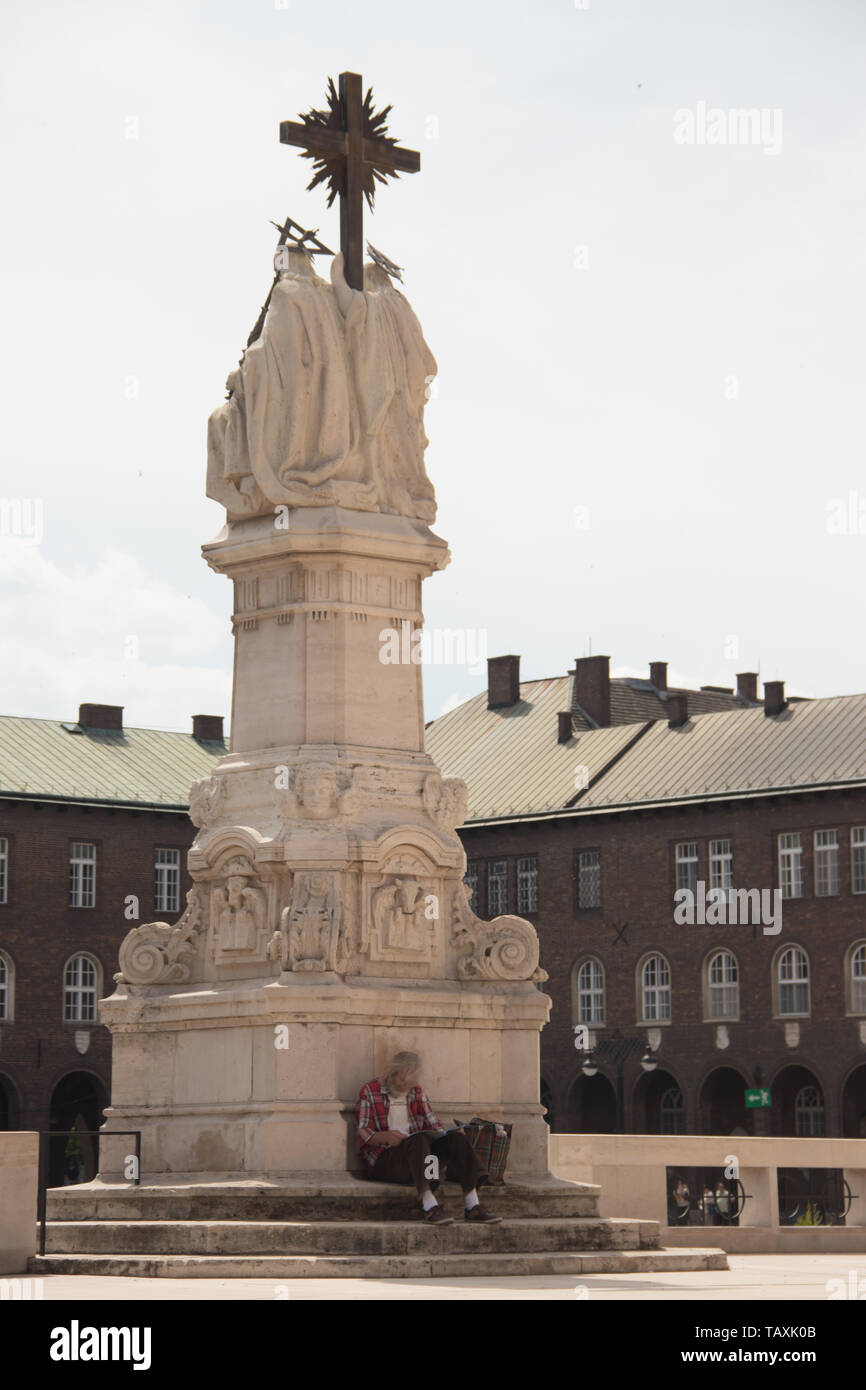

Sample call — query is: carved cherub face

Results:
[226,875,246,902]
[302,768,336,817]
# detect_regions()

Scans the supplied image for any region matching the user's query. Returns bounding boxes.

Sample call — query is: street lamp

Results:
[579,1028,658,1133]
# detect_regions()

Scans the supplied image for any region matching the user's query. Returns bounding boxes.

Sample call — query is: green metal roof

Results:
[425,687,866,824]
[0,716,225,809]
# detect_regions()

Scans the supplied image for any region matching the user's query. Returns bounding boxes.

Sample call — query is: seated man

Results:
[356,1050,502,1225]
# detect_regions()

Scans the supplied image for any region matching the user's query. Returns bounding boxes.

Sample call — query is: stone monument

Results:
[97,73,552,1181]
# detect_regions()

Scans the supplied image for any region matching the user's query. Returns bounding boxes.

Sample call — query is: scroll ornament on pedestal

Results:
[115,887,203,986]
[450,883,547,983]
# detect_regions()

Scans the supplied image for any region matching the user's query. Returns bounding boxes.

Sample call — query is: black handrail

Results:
[37,1129,141,1256]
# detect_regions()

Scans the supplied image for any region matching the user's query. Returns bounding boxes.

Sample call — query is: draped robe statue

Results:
[207,249,437,523]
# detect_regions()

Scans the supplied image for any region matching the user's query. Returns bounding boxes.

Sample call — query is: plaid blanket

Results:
[456,1116,513,1184]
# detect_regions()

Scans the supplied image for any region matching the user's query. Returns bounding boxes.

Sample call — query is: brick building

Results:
[426,655,866,1140]
[3,662,865,1168]
[0,703,224,1181]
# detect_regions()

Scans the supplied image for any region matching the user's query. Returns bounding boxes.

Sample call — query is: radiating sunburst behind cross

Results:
[298,78,405,210]
[280,72,420,290]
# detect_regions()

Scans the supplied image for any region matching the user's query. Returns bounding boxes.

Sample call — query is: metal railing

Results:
[37,1129,140,1256]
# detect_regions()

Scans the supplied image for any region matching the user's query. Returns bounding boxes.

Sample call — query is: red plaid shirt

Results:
[356,1078,441,1170]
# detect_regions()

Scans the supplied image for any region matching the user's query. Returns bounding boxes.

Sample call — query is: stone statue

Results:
[333,260,437,524]
[211,858,266,954]
[278,871,344,972]
[206,249,437,524]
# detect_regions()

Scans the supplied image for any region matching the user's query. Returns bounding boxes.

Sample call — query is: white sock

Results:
[422,1190,438,1212]
[465,1189,479,1210]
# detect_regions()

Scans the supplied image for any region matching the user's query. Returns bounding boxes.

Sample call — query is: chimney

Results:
[572,655,611,728]
[764,680,786,716]
[649,661,668,691]
[487,655,520,709]
[557,711,573,743]
[78,703,123,731]
[667,693,689,728]
[192,714,224,741]
[737,672,759,703]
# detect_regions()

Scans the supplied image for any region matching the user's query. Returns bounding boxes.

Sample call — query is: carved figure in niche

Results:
[283,871,342,971]
[372,875,429,953]
[212,857,266,953]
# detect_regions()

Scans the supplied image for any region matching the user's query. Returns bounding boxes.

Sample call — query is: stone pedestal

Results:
[100,507,550,1179]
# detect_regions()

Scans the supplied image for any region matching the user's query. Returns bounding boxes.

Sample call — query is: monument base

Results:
[98,971,551,1179]
[33,1172,729,1278]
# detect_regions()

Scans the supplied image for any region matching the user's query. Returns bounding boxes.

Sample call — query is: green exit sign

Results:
[745,1088,772,1108]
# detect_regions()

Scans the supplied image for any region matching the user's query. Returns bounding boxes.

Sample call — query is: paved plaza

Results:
[20,1253,866,1300]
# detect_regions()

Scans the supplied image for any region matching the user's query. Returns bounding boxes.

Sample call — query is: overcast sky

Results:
[1,0,863,731]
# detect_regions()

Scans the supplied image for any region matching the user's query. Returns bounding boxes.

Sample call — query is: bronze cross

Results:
[280,71,420,291]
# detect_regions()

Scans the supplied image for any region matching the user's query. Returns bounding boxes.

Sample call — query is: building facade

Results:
[0,703,223,1181]
[3,661,865,1163]
[427,655,866,1140]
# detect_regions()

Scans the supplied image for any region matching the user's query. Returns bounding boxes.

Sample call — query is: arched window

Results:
[849,943,866,1015]
[660,1087,685,1135]
[706,950,738,1020]
[777,946,809,1017]
[576,959,605,1024]
[640,954,671,1022]
[0,952,12,1022]
[795,1084,825,1136]
[64,955,99,1023]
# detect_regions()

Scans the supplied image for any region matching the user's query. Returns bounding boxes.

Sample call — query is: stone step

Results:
[29,1248,728,1279]
[45,1174,602,1223]
[43,1216,657,1256]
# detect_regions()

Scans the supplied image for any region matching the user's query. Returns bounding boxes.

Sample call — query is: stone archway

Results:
[0,1072,20,1130]
[634,1068,686,1134]
[771,1064,824,1137]
[540,1077,554,1129]
[841,1064,866,1138]
[698,1066,753,1135]
[48,1071,109,1187]
[567,1072,617,1133]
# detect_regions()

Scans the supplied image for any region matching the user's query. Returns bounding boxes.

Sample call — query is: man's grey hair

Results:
[381,1051,422,1093]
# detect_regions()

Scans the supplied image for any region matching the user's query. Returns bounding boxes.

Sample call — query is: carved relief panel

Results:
[362,851,441,963]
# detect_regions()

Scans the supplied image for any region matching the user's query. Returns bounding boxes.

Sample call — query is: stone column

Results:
[100,507,551,1179]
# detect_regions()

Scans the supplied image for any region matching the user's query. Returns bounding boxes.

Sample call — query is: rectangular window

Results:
[487,861,508,917]
[778,833,803,899]
[577,960,604,1024]
[0,956,7,1020]
[64,957,97,1022]
[69,842,96,908]
[709,839,733,893]
[464,862,479,915]
[0,836,7,905]
[814,830,839,897]
[852,827,866,895]
[707,953,738,1020]
[675,842,698,896]
[154,847,181,914]
[577,850,601,909]
[517,856,538,914]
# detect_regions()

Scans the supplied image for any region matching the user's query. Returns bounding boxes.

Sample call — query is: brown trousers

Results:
[370,1129,485,1195]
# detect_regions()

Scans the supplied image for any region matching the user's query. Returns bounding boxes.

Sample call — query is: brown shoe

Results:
[464,1204,502,1223]
[424,1203,454,1224]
